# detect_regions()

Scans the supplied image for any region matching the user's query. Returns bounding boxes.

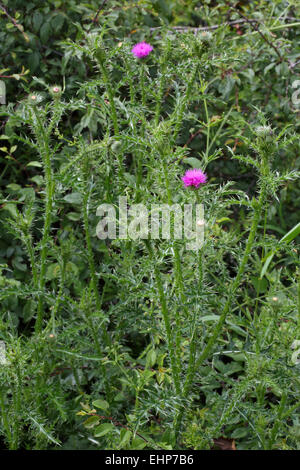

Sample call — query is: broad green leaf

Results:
[118,429,132,448]
[27,161,42,168]
[94,423,114,437]
[184,157,202,169]
[131,437,147,450]
[146,349,156,368]
[83,415,100,429]
[63,192,83,205]
[92,399,109,411]
[66,211,81,221]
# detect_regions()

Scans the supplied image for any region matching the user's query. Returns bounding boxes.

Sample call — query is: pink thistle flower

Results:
[131,42,153,58]
[182,168,207,188]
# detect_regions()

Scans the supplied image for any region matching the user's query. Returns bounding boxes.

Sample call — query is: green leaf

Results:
[231,427,249,439]
[6,183,21,191]
[12,257,27,272]
[131,437,147,450]
[226,321,247,338]
[46,263,60,280]
[260,222,300,277]
[31,175,44,186]
[63,192,83,205]
[66,212,81,221]
[28,52,40,72]
[83,416,100,429]
[2,203,18,218]
[124,172,136,186]
[94,423,114,437]
[27,161,42,168]
[184,157,202,169]
[92,399,109,411]
[224,352,247,362]
[51,14,65,33]
[118,429,132,448]
[29,416,61,446]
[251,276,268,293]
[40,22,52,43]
[146,349,156,368]
[32,11,43,32]
[200,315,219,322]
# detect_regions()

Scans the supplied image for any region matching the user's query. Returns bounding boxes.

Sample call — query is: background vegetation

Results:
[0,0,299,450]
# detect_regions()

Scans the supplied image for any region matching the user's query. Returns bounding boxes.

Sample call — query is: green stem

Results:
[0,388,13,449]
[81,148,111,402]
[154,40,170,126]
[253,207,268,323]
[140,63,146,109]
[267,393,287,449]
[171,63,199,146]
[195,184,266,369]
[173,245,185,377]
[175,145,270,438]
[230,22,300,41]
[199,73,210,160]
[82,157,110,348]
[45,258,66,335]
[99,62,119,136]
[81,281,111,398]
[174,248,204,437]
[124,56,135,105]
[145,240,180,395]
[10,361,22,449]
[34,108,54,333]
[23,230,38,289]
[297,269,300,335]
[162,159,184,380]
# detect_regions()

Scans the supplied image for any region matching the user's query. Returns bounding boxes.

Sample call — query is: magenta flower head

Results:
[131,42,153,58]
[182,168,207,188]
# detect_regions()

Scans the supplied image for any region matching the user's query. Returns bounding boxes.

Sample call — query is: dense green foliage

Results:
[0,0,300,450]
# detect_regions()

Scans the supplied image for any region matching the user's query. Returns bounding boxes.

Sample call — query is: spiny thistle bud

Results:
[198,31,213,52]
[255,124,275,159]
[50,85,62,99]
[194,31,213,57]
[255,125,273,141]
[110,140,122,153]
[199,31,213,44]
[28,93,43,106]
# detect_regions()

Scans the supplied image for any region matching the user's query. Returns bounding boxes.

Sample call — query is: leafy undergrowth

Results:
[0,0,299,450]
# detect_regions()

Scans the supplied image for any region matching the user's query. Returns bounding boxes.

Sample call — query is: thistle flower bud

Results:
[255,125,273,141]
[28,93,43,105]
[111,140,122,152]
[199,31,213,43]
[50,85,62,99]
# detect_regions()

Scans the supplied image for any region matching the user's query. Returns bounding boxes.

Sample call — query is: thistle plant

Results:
[0,1,299,451]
